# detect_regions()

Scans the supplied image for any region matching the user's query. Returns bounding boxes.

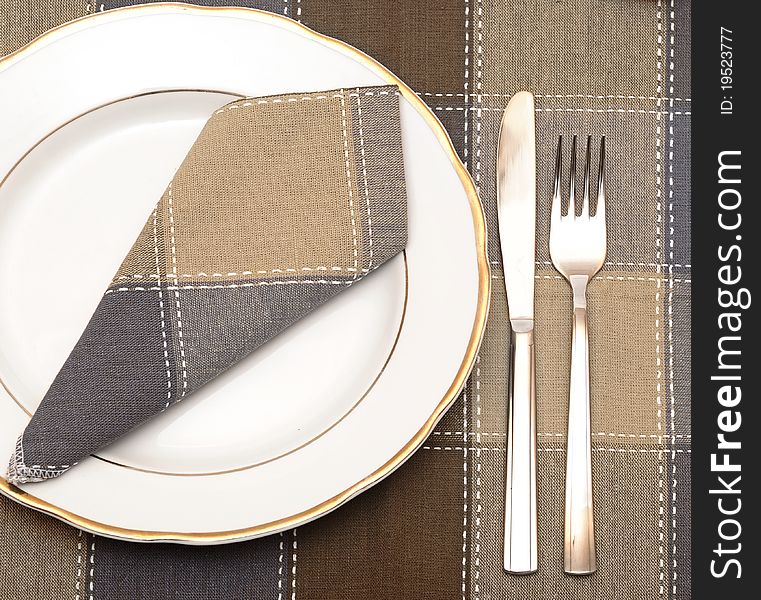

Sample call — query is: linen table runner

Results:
[7,85,407,483]
[0,2,692,600]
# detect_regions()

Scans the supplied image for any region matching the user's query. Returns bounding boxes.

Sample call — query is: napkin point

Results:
[6,436,69,485]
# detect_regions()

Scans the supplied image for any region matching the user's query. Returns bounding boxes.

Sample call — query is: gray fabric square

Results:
[178,279,351,393]
[669,113,691,271]
[93,532,285,600]
[15,288,173,477]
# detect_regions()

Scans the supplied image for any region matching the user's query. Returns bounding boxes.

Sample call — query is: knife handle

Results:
[503,327,537,574]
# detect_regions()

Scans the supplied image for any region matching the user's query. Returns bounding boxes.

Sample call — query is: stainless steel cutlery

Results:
[497,93,608,574]
[497,91,538,575]
[550,135,607,575]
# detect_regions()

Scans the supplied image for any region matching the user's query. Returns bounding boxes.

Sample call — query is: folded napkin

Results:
[8,85,407,484]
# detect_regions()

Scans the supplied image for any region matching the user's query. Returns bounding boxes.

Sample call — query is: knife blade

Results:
[497,91,537,574]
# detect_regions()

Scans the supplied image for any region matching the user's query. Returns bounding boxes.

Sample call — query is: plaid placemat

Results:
[0,2,691,599]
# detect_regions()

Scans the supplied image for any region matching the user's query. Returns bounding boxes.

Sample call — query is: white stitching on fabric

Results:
[167,184,188,401]
[417,92,693,102]
[291,529,298,600]
[667,1,679,595]
[474,355,482,600]
[9,465,72,478]
[213,91,400,115]
[152,208,172,409]
[473,4,484,594]
[283,0,289,17]
[75,530,83,600]
[112,266,374,282]
[338,89,359,280]
[422,446,692,453]
[88,538,95,600]
[462,4,471,593]
[355,88,374,270]
[491,259,692,269]
[655,2,666,596]
[430,106,691,115]
[431,431,691,439]
[461,389,469,600]
[535,108,690,115]
[463,0,470,173]
[490,273,692,283]
[527,260,692,269]
[278,532,284,600]
[7,436,76,479]
[104,279,361,294]
[473,0,484,201]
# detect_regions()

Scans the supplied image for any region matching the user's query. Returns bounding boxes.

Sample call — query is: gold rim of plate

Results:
[0,3,491,543]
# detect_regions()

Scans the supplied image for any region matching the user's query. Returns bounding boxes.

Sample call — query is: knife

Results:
[497,91,537,574]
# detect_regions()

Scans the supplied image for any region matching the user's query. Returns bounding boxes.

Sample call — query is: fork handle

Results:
[504,326,537,574]
[564,279,597,574]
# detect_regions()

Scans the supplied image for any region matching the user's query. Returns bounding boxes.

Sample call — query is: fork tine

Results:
[596,136,606,220]
[552,136,563,221]
[569,135,577,217]
[581,136,591,218]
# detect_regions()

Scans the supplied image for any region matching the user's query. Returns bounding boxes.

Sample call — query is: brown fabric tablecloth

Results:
[0,2,692,599]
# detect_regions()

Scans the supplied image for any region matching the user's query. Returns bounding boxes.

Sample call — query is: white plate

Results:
[0,5,488,543]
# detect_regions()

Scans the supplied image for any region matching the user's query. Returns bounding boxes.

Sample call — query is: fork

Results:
[549,134,607,575]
